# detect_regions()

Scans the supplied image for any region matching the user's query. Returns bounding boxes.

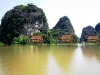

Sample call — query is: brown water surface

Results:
[0,44,100,75]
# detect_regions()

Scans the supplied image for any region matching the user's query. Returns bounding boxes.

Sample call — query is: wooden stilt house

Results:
[31,35,43,43]
[87,35,99,43]
[61,35,73,43]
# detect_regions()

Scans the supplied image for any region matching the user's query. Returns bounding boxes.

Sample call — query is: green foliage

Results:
[44,34,53,44]
[13,37,19,44]
[73,34,79,43]
[0,25,1,42]
[0,5,25,45]
[19,36,29,45]
[33,32,42,35]
[44,30,60,44]
[13,36,29,45]
[51,31,60,44]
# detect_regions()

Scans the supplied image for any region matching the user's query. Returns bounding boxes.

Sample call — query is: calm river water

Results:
[0,44,100,75]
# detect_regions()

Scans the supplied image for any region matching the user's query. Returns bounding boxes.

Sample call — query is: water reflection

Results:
[81,45,100,61]
[0,45,48,75]
[46,54,63,75]
[48,45,77,75]
[70,45,100,75]
[49,45,77,69]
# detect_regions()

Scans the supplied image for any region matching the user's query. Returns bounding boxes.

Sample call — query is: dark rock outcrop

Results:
[53,16,75,34]
[95,23,100,37]
[95,23,100,33]
[80,25,97,42]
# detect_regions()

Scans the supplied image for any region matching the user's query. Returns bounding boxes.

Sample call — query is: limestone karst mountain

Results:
[53,16,75,34]
[52,16,78,43]
[80,25,97,42]
[0,3,48,44]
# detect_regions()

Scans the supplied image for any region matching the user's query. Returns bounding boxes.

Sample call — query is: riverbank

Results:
[0,43,100,47]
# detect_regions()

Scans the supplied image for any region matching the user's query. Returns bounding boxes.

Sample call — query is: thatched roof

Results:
[87,36,99,40]
[61,35,73,40]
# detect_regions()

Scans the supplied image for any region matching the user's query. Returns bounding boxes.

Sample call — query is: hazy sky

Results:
[0,0,100,37]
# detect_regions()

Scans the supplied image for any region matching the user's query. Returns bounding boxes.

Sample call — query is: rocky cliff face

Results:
[53,16,75,34]
[20,4,49,36]
[80,26,97,42]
